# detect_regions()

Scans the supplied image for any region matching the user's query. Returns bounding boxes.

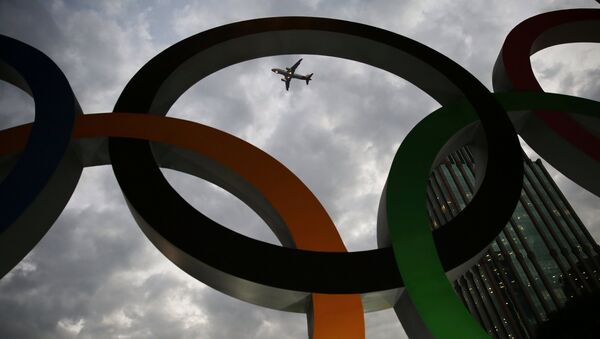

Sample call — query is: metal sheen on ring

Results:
[0,10,598,339]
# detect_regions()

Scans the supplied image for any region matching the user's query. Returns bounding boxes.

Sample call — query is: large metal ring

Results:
[0,36,81,276]
[108,17,522,314]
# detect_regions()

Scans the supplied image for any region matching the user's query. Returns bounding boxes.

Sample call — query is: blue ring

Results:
[0,37,77,234]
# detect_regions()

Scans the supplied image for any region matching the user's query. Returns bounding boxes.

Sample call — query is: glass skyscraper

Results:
[427,147,600,338]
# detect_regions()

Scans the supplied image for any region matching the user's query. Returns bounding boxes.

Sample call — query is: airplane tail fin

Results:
[305,73,313,85]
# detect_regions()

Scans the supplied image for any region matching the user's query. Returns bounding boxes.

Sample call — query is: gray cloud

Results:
[0,1,598,338]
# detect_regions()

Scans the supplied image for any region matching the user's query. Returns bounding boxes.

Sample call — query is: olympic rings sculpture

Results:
[0,9,598,339]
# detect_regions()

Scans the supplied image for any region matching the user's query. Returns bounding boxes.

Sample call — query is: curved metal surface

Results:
[0,11,596,338]
[493,8,600,196]
[2,91,594,337]
[108,17,519,305]
[0,36,81,277]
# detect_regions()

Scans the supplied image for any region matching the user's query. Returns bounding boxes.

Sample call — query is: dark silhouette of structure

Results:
[2,9,599,338]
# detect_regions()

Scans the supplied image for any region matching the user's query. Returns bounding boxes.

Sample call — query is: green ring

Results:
[386,92,600,338]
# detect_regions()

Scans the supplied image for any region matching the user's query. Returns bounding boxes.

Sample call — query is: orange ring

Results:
[0,113,364,339]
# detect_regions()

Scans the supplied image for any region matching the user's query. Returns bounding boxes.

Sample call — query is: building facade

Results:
[427,147,600,338]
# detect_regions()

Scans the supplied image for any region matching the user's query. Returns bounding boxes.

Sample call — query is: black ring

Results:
[109,17,522,311]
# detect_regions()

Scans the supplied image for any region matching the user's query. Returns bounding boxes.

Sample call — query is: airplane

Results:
[271,58,313,91]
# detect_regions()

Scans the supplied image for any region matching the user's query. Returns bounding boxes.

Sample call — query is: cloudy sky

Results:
[0,0,598,338]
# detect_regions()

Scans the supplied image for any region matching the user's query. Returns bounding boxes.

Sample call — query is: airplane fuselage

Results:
[271,58,313,90]
[271,68,311,80]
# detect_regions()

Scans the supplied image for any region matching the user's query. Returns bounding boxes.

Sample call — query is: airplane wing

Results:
[289,58,302,74]
[285,77,291,91]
